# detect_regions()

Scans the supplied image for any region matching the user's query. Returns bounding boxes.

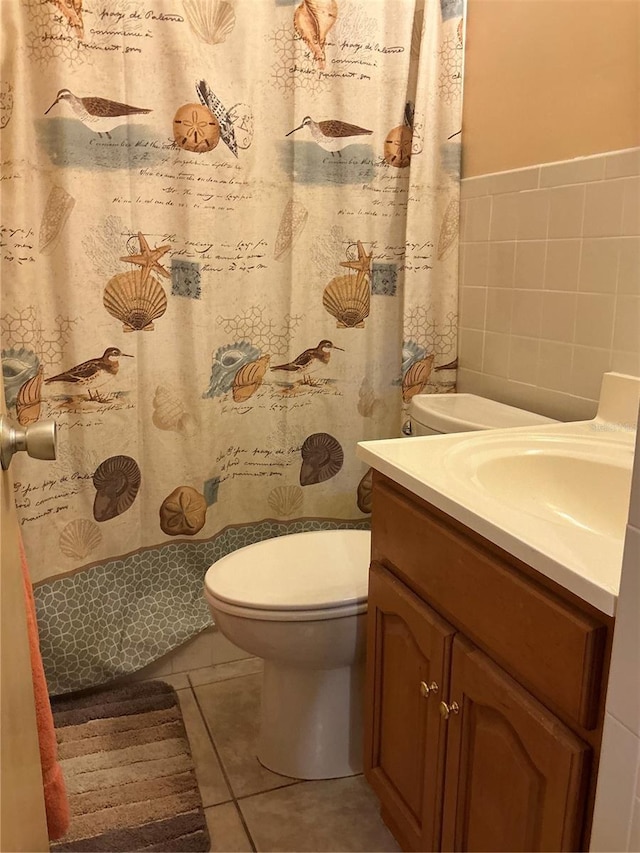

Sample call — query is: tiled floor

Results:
[156,660,400,852]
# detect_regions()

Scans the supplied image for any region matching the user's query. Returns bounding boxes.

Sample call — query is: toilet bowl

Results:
[204,529,371,780]
[204,395,557,781]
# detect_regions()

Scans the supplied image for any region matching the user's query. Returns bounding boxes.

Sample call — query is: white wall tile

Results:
[539,156,605,187]
[544,239,581,291]
[579,238,620,293]
[517,189,550,240]
[548,184,585,239]
[461,242,490,287]
[605,148,640,179]
[590,714,640,852]
[487,241,516,287]
[482,332,510,377]
[489,193,519,241]
[514,241,546,290]
[583,179,626,237]
[622,177,640,237]
[465,195,492,241]
[571,346,612,400]
[458,328,484,371]
[574,294,615,349]
[618,237,640,294]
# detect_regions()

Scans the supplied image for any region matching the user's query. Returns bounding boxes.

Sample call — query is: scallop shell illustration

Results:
[268,485,304,517]
[402,355,434,403]
[59,518,102,560]
[437,197,460,260]
[294,0,338,70]
[39,185,76,255]
[16,368,43,426]
[184,0,236,44]
[203,341,261,398]
[2,348,40,407]
[322,273,370,328]
[152,385,197,434]
[103,269,167,332]
[274,200,308,261]
[300,432,344,486]
[92,455,141,522]
[232,355,270,402]
[159,486,208,536]
[357,468,373,514]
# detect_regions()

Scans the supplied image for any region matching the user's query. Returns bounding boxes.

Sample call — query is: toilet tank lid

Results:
[204,530,371,611]
[410,393,557,433]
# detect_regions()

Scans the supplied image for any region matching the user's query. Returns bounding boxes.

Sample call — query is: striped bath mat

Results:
[51,680,209,852]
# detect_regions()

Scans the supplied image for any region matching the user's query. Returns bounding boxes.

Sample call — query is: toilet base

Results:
[257,659,364,780]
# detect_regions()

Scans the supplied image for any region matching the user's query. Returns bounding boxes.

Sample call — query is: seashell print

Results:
[402,340,427,375]
[184,0,236,45]
[59,518,102,560]
[16,368,43,426]
[268,484,304,517]
[103,270,168,333]
[402,355,434,403]
[357,468,373,514]
[173,103,220,153]
[300,432,344,486]
[437,197,460,260]
[152,385,197,435]
[48,0,84,40]
[92,455,141,522]
[159,486,208,536]
[203,341,261,398]
[358,376,385,418]
[2,348,40,407]
[274,200,308,261]
[39,185,76,255]
[294,0,338,70]
[322,273,370,328]
[0,81,13,129]
[232,355,270,402]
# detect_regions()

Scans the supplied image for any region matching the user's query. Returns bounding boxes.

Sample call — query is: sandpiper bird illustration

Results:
[45,347,133,401]
[272,340,344,384]
[286,117,372,155]
[44,89,151,137]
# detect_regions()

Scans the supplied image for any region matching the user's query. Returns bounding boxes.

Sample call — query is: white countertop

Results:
[358,418,636,616]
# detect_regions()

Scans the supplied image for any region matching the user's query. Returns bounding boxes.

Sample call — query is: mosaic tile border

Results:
[35,518,370,695]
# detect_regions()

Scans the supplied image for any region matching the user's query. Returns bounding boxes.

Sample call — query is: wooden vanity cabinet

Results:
[364,473,613,853]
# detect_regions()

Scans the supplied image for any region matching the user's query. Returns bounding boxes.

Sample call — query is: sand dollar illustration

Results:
[384,124,413,168]
[299,432,344,486]
[93,455,141,522]
[173,103,220,153]
[160,486,208,536]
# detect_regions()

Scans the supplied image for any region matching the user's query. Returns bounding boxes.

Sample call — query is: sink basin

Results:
[443,435,634,539]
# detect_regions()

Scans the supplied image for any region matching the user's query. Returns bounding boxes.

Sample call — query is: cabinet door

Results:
[441,637,590,852]
[365,562,455,851]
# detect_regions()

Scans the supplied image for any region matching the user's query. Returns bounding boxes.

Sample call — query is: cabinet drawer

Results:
[372,479,607,729]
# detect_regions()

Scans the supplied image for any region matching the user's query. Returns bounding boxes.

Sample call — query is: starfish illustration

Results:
[340,241,372,277]
[120,233,171,284]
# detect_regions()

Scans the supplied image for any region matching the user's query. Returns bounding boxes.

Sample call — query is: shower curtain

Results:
[1,0,464,694]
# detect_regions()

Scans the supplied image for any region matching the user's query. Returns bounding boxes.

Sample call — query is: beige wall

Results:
[462,0,640,177]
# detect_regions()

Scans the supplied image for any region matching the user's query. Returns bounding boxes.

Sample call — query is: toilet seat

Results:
[204,529,371,622]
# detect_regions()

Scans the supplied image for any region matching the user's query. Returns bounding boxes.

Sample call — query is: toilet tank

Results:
[409,393,557,436]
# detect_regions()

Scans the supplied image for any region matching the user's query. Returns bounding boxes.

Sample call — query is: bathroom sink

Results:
[442,434,634,539]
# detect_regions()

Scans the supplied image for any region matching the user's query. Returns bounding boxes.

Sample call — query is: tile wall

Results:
[590,421,640,851]
[458,147,640,421]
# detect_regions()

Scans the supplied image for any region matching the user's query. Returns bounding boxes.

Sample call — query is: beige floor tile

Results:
[238,776,400,852]
[194,674,297,798]
[205,802,254,852]
[176,688,232,807]
[189,658,264,688]
[152,672,191,690]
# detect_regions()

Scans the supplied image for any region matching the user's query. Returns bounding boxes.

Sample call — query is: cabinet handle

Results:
[419,681,439,698]
[439,700,460,720]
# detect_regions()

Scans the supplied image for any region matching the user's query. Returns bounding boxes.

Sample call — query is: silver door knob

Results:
[0,415,57,470]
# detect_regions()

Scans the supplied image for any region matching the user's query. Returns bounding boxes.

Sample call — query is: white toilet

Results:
[203,394,556,781]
